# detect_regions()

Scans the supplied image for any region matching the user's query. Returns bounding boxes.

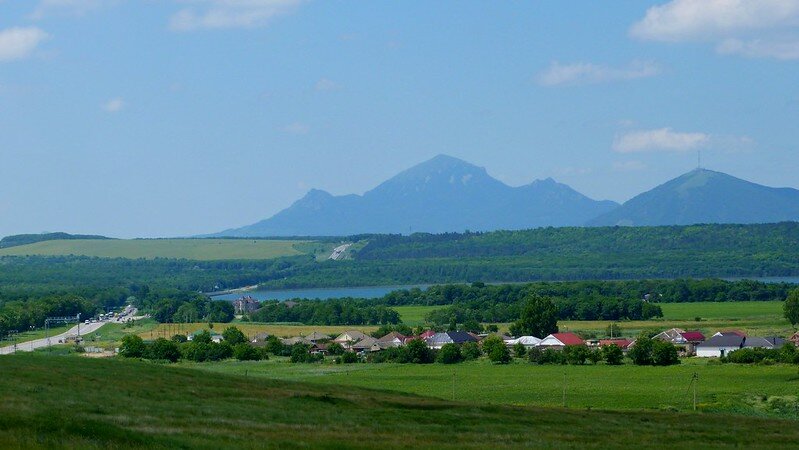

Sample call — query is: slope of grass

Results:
[659,301,783,320]
[2,354,799,448]
[192,358,799,419]
[0,238,310,260]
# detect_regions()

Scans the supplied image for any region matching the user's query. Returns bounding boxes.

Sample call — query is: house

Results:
[696,334,744,357]
[283,300,298,309]
[377,331,407,348]
[598,339,634,351]
[351,337,382,353]
[789,331,799,347]
[713,330,747,338]
[188,330,223,343]
[251,332,271,347]
[538,332,584,348]
[332,330,369,349]
[655,329,705,355]
[232,295,260,314]
[281,336,312,346]
[744,337,786,349]
[426,331,478,349]
[305,331,331,343]
[309,343,329,355]
[506,336,541,348]
[418,330,436,340]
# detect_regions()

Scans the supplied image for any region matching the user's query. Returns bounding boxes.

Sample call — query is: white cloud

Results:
[314,77,339,91]
[630,0,799,60]
[536,61,660,86]
[102,97,125,113]
[169,0,304,32]
[282,122,309,135]
[0,27,49,62]
[30,0,114,19]
[717,37,799,59]
[613,128,709,153]
[612,161,648,172]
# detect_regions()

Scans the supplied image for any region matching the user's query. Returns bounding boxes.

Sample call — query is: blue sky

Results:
[2,0,798,238]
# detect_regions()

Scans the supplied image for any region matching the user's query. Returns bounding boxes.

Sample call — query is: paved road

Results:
[0,306,140,355]
[329,243,352,260]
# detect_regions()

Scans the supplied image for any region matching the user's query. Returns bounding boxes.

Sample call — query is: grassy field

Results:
[394,305,446,325]
[190,358,799,419]
[660,301,783,320]
[0,238,312,260]
[2,354,799,448]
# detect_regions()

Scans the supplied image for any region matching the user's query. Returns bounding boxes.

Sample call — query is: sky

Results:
[1,0,798,238]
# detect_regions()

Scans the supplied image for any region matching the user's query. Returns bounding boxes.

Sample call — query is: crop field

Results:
[0,238,314,260]
[2,354,799,449]
[393,305,446,325]
[190,358,799,419]
[659,301,783,320]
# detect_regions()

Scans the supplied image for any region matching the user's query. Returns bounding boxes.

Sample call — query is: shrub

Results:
[481,336,506,358]
[171,334,187,343]
[461,342,482,360]
[119,335,146,358]
[540,348,566,365]
[233,343,262,361]
[290,344,312,363]
[527,347,544,364]
[264,335,287,356]
[406,339,435,364]
[512,342,527,358]
[222,326,248,346]
[327,342,345,356]
[340,351,359,364]
[147,338,181,362]
[602,344,624,365]
[628,335,655,366]
[652,341,680,366]
[437,343,462,364]
[564,345,590,365]
[487,342,511,364]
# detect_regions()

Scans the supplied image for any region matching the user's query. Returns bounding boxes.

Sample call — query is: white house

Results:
[695,335,744,358]
[538,333,584,348]
[506,336,541,348]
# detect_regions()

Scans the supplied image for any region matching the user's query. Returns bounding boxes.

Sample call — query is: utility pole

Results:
[452,371,456,401]
[692,372,698,411]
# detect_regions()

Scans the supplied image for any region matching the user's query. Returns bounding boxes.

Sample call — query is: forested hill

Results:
[0,232,112,249]
[354,223,799,260]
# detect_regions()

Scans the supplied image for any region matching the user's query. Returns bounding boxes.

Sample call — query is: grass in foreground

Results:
[0,238,310,260]
[2,354,799,449]
[191,358,799,419]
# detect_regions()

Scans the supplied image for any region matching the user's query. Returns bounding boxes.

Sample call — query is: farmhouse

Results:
[333,330,369,349]
[377,332,407,348]
[506,336,542,348]
[232,296,260,314]
[351,337,382,353]
[743,337,786,349]
[696,335,744,357]
[304,331,331,343]
[654,329,705,355]
[538,333,584,348]
[188,330,223,343]
[426,331,478,349]
[597,339,634,351]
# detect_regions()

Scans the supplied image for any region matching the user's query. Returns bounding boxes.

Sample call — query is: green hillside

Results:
[0,238,316,261]
[1,354,797,449]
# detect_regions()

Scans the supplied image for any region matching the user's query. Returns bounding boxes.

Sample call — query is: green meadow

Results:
[2,354,799,449]
[0,238,314,260]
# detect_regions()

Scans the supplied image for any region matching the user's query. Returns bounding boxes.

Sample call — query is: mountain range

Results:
[212,155,799,237]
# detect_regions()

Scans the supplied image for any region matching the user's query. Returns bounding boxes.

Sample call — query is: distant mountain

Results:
[0,232,113,249]
[588,169,799,227]
[214,155,619,237]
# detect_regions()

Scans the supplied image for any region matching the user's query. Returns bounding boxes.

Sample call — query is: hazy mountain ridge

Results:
[588,169,799,227]
[214,155,619,237]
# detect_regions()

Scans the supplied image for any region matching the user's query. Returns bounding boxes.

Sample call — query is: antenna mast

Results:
[697,150,701,169]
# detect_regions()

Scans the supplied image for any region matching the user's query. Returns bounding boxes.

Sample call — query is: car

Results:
[85,320,90,324]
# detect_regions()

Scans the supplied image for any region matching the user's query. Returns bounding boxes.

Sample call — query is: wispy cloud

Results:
[613,128,709,153]
[0,27,49,62]
[631,0,799,60]
[613,160,647,172]
[102,97,125,113]
[536,60,660,87]
[169,0,304,32]
[314,77,339,91]
[30,0,115,20]
[282,122,309,135]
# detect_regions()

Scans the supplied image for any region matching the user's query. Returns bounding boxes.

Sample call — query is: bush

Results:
[406,339,435,364]
[119,335,146,358]
[233,343,262,361]
[602,344,624,365]
[264,335,287,356]
[147,338,181,362]
[327,342,345,356]
[437,343,462,364]
[171,334,187,343]
[340,351,359,364]
[481,336,506,358]
[527,347,543,364]
[540,348,566,365]
[222,326,248,346]
[564,345,590,365]
[652,341,680,366]
[290,344,312,363]
[512,342,527,358]
[628,335,654,366]
[461,342,482,361]
[487,343,511,364]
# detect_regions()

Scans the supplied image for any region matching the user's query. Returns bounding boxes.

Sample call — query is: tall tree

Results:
[784,289,799,327]
[509,294,558,337]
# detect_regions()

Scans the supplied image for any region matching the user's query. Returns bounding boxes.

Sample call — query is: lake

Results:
[212,285,428,301]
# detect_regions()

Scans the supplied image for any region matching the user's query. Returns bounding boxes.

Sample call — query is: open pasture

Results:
[0,238,312,260]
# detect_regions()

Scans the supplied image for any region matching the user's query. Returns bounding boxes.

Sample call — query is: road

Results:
[0,306,141,355]
[328,243,352,260]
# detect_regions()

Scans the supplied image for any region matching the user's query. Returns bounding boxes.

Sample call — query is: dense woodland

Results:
[250,299,401,325]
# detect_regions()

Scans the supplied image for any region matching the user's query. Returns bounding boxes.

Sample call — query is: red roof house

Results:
[539,332,584,347]
[680,331,705,342]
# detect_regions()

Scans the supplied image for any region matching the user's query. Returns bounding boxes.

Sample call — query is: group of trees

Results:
[120,327,266,363]
[250,299,401,326]
[724,344,799,364]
